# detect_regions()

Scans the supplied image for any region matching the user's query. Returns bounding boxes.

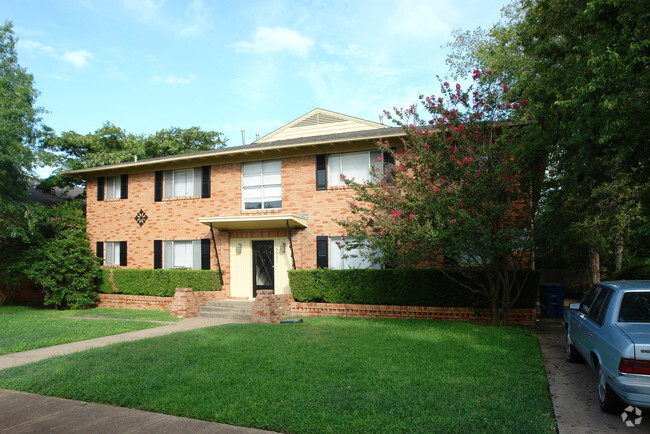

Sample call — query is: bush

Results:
[608,264,650,281]
[99,269,222,297]
[289,268,539,309]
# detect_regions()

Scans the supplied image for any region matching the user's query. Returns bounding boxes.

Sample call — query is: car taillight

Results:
[619,358,650,375]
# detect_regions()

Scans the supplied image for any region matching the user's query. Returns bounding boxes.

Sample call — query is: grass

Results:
[0,317,556,433]
[0,306,176,355]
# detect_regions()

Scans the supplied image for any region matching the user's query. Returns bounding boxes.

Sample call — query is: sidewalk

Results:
[0,317,235,370]
[0,389,272,433]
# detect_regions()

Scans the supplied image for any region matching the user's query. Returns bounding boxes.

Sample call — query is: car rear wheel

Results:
[597,364,625,414]
[565,330,582,363]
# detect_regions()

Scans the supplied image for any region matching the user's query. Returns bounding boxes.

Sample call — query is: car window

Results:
[580,286,601,316]
[618,291,650,323]
[588,288,611,325]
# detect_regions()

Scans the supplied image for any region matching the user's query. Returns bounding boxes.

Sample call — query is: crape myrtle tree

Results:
[340,70,545,325]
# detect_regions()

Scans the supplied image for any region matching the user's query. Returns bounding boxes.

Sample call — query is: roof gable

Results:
[256,108,386,143]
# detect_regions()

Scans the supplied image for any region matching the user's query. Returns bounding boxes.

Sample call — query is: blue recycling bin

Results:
[540,283,565,318]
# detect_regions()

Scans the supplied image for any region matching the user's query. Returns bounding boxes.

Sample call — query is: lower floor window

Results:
[163,240,202,270]
[105,242,121,266]
[329,237,381,269]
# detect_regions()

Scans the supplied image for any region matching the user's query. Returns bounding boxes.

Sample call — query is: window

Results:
[579,286,601,316]
[242,160,281,210]
[97,174,127,201]
[619,292,650,323]
[329,237,381,269]
[328,150,383,187]
[105,176,121,199]
[96,241,127,266]
[164,168,201,198]
[161,239,210,270]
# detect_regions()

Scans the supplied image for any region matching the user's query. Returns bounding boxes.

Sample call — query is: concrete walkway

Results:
[0,389,272,433]
[0,317,235,370]
[537,318,650,433]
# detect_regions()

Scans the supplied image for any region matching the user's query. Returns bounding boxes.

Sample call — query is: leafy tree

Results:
[40,123,227,189]
[340,71,544,325]
[0,21,43,203]
[446,0,650,284]
[0,201,100,308]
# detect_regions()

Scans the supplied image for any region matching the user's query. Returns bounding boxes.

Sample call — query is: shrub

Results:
[608,264,650,281]
[100,269,221,297]
[289,268,539,309]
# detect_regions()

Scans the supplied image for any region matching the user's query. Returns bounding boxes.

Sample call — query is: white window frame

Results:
[329,237,381,270]
[164,168,201,198]
[162,240,202,270]
[242,160,282,210]
[105,242,121,266]
[328,150,383,187]
[105,176,121,199]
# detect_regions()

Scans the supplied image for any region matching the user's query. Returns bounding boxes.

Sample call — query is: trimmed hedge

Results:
[288,268,539,309]
[98,268,221,297]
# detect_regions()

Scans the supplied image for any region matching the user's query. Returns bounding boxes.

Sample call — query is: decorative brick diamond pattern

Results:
[134,209,148,227]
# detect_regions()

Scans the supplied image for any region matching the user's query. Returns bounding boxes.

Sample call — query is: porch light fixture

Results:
[280,242,286,254]
[236,243,242,254]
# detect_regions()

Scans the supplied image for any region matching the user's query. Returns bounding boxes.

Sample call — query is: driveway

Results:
[537,318,650,433]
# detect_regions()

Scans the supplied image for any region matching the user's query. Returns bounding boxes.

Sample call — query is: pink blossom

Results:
[391,209,402,218]
[377,156,383,162]
[449,219,457,224]
[408,213,414,220]
[340,173,346,179]
[503,85,509,93]
[472,69,481,79]
[443,82,449,88]
[486,70,492,75]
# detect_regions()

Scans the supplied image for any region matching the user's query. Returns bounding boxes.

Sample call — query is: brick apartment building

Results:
[66,109,405,300]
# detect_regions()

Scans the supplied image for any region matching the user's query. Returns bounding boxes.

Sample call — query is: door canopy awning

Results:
[199,214,308,231]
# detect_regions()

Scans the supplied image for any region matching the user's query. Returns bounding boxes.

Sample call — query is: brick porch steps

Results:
[197,300,253,322]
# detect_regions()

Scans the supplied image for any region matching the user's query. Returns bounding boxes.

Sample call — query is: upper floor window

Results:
[155,166,211,201]
[97,175,128,201]
[316,150,392,190]
[328,150,382,187]
[242,160,281,210]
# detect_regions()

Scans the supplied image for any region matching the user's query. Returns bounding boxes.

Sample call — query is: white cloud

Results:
[63,50,93,68]
[152,74,197,85]
[235,27,314,57]
[122,0,212,37]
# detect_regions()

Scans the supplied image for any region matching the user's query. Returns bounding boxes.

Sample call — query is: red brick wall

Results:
[86,154,361,294]
[96,291,225,310]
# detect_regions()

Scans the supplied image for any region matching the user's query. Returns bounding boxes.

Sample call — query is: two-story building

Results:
[66,109,404,300]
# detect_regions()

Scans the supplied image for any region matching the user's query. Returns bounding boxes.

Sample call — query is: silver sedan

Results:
[564,280,650,413]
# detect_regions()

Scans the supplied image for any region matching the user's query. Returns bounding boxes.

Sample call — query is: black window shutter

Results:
[154,171,163,202]
[316,154,327,190]
[120,174,128,199]
[201,166,211,198]
[201,238,210,270]
[316,236,328,268]
[97,177,105,201]
[153,240,162,269]
[96,241,104,259]
[119,241,127,266]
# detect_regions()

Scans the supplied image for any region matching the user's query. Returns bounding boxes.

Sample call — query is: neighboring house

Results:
[65,109,404,300]
[28,179,84,206]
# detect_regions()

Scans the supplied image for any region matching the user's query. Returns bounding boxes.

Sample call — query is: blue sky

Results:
[5,0,508,162]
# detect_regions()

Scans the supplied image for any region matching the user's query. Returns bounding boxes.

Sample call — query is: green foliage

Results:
[0,201,101,309]
[289,268,539,309]
[101,269,222,297]
[341,72,542,324]
[40,123,227,188]
[0,21,44,203]
[608,264,650,281]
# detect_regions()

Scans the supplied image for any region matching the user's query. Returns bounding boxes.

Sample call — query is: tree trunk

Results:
[614,245,624,272]
[589,247,601,285]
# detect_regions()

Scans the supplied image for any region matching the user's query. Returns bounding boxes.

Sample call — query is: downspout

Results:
[286,220,296,270]
[209,224,224,284]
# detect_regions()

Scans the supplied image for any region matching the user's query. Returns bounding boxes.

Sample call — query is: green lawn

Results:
[0,317,557,433]
[0,306,177,355]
